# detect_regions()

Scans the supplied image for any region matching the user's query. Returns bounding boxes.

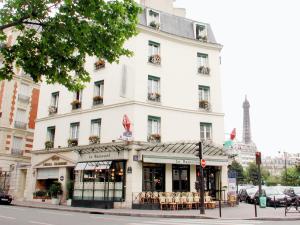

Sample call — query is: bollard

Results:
[219,199,222,218]
[254,199,257,217]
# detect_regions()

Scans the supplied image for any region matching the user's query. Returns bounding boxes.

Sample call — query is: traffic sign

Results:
[201,159,206,168]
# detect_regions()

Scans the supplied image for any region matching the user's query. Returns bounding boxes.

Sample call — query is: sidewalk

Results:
[12,201,300,221]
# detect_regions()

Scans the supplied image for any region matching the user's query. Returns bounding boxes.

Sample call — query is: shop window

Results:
[142,163,165,192]
[172,165,190,192]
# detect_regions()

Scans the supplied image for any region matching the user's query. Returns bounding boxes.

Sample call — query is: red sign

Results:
[201,159,206,168]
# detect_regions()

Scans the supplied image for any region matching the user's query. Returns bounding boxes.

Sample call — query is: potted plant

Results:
[48,105,57,114]
[93,95,103,105]
[45,141,54,149]
[94,59,105,70]
[49,182,62,205]
[148,54,161,64]
[66,180,74,206]
[149,134,161,142]
[89,135,100,144]
[199,100,209,110]
[68,139,78,147]
[149,21,160,30]
[70,99,81,109]
[198,66,210,75]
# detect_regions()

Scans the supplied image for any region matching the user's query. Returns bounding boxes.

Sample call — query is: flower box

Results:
[68,139,78,147]
[148,134,161,142]
[48,105,57,115]
[89,136,100,144]
[148,93,160,102]
[149,21,160,30]
[199,100,210,110]
[94,59,105,70]
[198,66,210,75]
[93,96,103,105]
[45,141,54,149]
[148,54,161,65]
[196,35,207,42]
[71,100,81,110]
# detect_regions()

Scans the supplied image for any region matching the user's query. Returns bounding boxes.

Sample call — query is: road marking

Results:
[0,215,16,220]
[29,221,55,225]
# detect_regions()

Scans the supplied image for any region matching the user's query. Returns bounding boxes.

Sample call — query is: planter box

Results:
[51,198,60,205]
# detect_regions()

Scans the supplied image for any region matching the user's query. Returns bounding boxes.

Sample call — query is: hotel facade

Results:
[26,0,228,208]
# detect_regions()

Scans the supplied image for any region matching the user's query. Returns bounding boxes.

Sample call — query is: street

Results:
[0,205,299,225]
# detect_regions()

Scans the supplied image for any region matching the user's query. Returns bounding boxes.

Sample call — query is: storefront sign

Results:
[43,162,67,167]
[143,155,228,166]
[60,176,64,181]
[81,151,128,162]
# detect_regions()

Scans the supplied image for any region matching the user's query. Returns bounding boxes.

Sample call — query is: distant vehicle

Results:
[239,187,258,203]
[284,187,300,201]
[0,190,13,205]
[255,187,291,207]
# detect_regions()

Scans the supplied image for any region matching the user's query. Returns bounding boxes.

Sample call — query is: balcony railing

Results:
[11,148,23,156]
[14,121,27,129]
[18,94,30,103]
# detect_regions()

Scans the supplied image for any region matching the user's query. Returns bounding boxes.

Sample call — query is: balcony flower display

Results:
[48,105,57,115]
[148,92,160,101]
[148,133,161,142]
[149,21,160,30]
[68,139,78,147]
[199,100,210,110]
[198,66,210,75]
[94,59,105,70]
[70,99,81,109]
[93,95,103,105]
[89,136,100,144]
[148,54,161,65]
[196,34,207,42]
[45,141,54,149]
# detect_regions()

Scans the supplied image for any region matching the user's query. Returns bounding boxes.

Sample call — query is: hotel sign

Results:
[81,151,128,162]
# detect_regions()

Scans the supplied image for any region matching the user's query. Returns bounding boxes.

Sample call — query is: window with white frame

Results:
[198,86,210,110]
[15,108,27,129]
[49,92,59,114]
[148,116,161,142]
[200,123,212,141]
[194,23,207,42]
[148,76,160,102]
[93,81,104,105]
[148,41,161,64]
[18,83,30,102]
[12,136,23,155]
[47,126,55,142]
[197,53,210,75]
[70,122,79,140]
[147,9,160,29]
[91,119,101,137]
[71,90,82,109]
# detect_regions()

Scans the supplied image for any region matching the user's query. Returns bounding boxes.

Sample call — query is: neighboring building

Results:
[263,153,300,176]
[28,0,228,208]
[0,29,40,199]
[226,97,257,168]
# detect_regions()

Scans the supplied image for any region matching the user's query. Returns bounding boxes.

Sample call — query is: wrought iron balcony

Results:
[11,148,23,156]
[18,94,30,103]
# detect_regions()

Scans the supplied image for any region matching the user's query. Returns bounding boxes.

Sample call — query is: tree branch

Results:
[0,15,31,31]
[23,21,45,27]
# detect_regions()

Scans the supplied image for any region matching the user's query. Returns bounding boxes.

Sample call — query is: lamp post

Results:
[278,151,287,185]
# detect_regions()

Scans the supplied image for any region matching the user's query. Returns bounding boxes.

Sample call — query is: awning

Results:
[74,161,112,171]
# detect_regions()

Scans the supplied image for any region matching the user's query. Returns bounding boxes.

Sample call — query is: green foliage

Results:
[0,0,141,91]
[33,190,49,197]
[48,181,62,198]
[244,162,270,185]
[66,180,74,199]
[228,160,245,183]
[265,175,281,186]
[281,167,300,186]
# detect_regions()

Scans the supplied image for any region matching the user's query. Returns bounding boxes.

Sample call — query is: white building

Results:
[27,0,228,208]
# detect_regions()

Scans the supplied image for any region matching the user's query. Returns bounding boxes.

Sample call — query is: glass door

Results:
[172,165,190,192]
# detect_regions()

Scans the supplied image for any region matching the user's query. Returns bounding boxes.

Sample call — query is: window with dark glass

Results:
[196,166,217,197]
[142,163,165,192]
[172,165,190,192]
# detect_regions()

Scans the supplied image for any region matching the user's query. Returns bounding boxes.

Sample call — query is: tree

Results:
[281,167,300,186]
[0,0,141,91]
[245,162,269,185]
[228,160,245,183]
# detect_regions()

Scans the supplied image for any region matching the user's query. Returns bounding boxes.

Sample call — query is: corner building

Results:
[28,0,228,208]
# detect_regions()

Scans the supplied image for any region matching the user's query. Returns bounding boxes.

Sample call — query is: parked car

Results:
[239,187,258,203]
[284,187,300,202]
[0,191,13,204]
[255,187,291,207]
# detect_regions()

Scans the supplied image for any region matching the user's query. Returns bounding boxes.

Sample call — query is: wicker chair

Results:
[159,196,167,210]
[139,192,146,204]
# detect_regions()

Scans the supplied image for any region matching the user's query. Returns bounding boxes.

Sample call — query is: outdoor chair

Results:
[205,195,216,209]
[159,196,167,210]
[194,196,200,209]
[180,196,187,209]
[145,191,152,203]
[166,196,176,210]
[186,196,194,210]
[174,196,180,210]
[228,194,236,207]
[151,191,159,204]
[139,192,146,204]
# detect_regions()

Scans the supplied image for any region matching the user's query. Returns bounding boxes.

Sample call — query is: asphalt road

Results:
[0,204,299,225]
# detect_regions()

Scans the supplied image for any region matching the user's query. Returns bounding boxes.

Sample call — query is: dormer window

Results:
[147,9,160,30]
[194,23,207,42]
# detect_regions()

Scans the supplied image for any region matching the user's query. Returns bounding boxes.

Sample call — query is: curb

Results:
[12,203,300,221]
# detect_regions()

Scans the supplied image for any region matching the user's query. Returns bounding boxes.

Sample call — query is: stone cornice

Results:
[36,101,224,122]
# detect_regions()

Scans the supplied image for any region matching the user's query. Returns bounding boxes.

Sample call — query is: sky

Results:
[174,0,300,156]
